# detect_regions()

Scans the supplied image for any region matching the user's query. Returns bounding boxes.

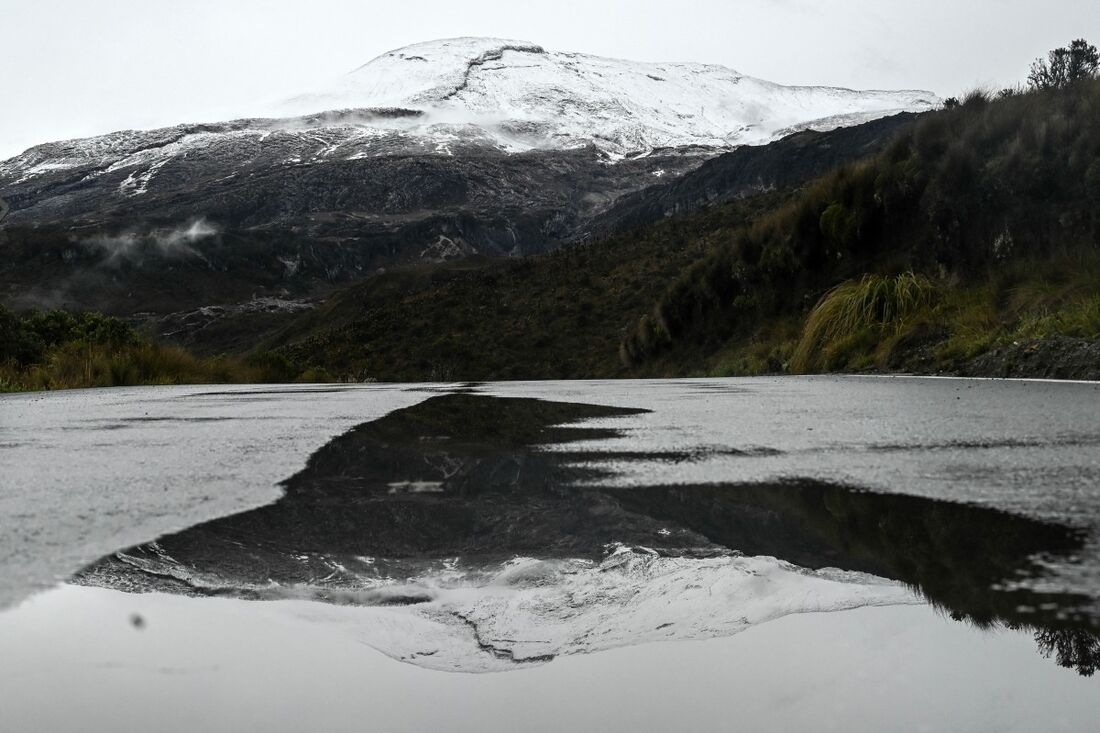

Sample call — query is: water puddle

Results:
[68,393,1098,677]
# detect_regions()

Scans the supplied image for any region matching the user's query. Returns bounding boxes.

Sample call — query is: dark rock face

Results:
[582,112,923,237]
[0,143,704,315]
[3,143,693,241]
[0,113,923,318]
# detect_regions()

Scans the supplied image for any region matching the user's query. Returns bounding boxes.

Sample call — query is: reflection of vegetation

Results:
[76,395,653,589]
[612,481,1089,626]
[612,479,1100,676]
[0,306,325,391]
[77,394,1099,675]
[351,391,647,453]
[1034,628,1100,677]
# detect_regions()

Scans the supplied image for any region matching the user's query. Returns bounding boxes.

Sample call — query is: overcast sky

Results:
[3,0,1098,159]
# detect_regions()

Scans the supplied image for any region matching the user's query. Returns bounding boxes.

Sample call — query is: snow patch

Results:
[118,158,169,197]
[421,234,475,262]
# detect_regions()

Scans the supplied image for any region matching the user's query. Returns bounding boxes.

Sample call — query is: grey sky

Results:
[3,0,1098,160]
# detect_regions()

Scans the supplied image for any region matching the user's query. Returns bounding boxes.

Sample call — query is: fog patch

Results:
[84,219,219,267]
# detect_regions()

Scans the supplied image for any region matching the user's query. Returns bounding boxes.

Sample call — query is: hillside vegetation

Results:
[621,77,1100,377]
[0,307,323,392]
[268,78,1100,382]
[274,194,788,381]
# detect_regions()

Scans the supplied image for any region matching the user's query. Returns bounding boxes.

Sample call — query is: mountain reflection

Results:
[76,394,1099,675]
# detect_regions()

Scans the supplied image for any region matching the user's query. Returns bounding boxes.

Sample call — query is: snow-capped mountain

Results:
[276,37,938,156]
[0,38,937,319]
[0,38,937,197]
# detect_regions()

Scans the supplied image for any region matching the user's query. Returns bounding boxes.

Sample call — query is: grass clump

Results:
[792,273,941,372]
[1012,297,1100,340]
[693,255,1100,378]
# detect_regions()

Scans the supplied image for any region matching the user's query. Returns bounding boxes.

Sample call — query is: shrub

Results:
[0,307,324,392]
[1029,39,1099,91]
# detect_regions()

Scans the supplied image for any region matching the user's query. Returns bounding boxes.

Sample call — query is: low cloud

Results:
[84,218,219,267]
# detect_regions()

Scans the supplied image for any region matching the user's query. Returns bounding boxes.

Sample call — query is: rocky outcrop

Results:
[960,337,1100,381]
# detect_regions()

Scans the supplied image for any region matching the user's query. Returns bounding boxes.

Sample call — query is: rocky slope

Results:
[582,112,924,238]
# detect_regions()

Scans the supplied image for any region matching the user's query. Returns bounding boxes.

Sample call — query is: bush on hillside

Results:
[1029,39,1099,91]
[623,77,1100,367]
[0,305,320,392]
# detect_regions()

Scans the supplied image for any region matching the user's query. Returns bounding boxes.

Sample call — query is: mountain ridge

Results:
[0,38,938,321]
[3,37,939,177]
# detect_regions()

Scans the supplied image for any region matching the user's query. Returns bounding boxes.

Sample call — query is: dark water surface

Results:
[2,378,1099,731]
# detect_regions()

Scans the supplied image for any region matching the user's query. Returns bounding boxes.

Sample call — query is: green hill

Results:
[273,194,788,381]
[273,80,1100,382]
[622,81,1100,376]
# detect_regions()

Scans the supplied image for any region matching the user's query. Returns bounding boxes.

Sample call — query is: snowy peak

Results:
[0,37,939,238]
[275,36,939,156]
[351,38,549,104]
[0,37,941,183]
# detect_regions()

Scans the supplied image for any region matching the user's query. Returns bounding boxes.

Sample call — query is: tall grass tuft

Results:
[792,273,941,373]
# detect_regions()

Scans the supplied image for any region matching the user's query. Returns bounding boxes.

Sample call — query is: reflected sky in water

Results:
[2,587,1098,733]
